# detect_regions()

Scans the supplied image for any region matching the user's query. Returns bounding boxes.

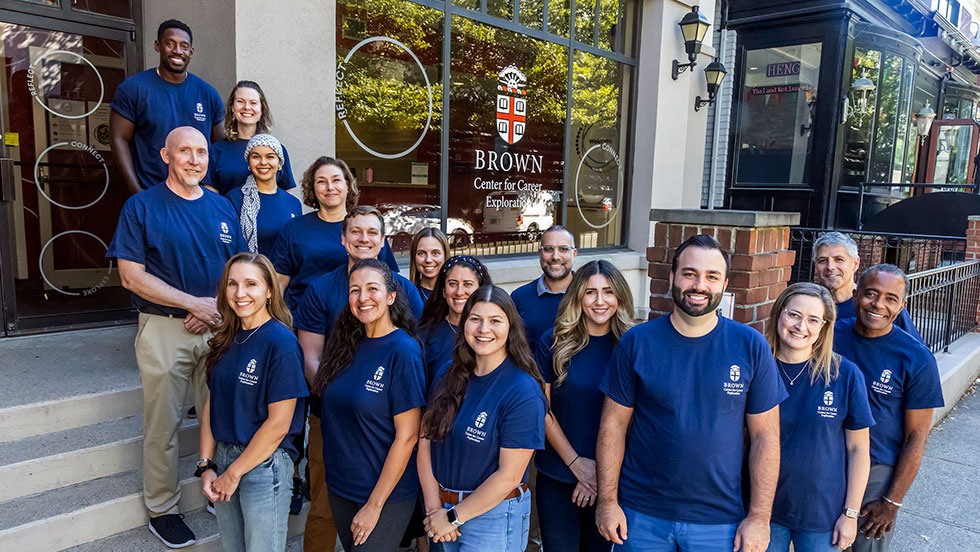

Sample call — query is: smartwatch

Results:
[447,507,464,528]
[194,458,217,477]
[843,507,859,519]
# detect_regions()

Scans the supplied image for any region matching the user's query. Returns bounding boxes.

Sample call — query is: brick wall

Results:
[966,216,980,328]
[647,210,800,333]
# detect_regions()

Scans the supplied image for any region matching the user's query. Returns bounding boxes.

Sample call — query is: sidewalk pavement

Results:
[893,379,980,551]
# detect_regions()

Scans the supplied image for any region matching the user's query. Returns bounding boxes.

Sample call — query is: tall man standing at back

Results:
[597,234,786,552]
[107,127,246,548]
[833,264,943,552]
[813,232,922,341]
[110,19,224,194]
[511,225,578,346]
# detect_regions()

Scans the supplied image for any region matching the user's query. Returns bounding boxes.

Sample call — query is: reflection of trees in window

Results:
[572,52,618,125]
[520,0,545,30]
[549,0,571,37]
[869,53,902,183]
[842,49,879,189]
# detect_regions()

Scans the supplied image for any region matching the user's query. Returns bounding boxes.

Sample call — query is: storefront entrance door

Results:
[0,16,137,334]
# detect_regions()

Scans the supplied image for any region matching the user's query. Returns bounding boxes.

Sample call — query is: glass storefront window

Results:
[335,0,636,256]
[71,0,132,19]
[734,43,822,186]
[933,123,974,185]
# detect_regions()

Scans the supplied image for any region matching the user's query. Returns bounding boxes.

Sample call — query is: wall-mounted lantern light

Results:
[842,70,876,122]
[913,102,936,140]
[671,6,711,80]
[694,59,728,111]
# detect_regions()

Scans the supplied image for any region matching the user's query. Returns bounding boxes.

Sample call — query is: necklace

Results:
[445,318,458,334]
[777,359,809,386]
[233,324,263,345]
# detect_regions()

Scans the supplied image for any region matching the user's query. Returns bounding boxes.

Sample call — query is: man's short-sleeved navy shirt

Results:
[110,69,223,189]
[511,276,565,347]
[600,315,787,524]
[208,320,309,462]
[772,357,875,532]
[429,358,546,491]
[833,319,944,466]
[106,184,247,316]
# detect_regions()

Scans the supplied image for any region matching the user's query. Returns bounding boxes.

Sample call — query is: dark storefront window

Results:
[733,43,822,186]
[335,0,636,255]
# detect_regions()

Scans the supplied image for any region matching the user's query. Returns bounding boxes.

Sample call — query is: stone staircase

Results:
[0,385,307,550]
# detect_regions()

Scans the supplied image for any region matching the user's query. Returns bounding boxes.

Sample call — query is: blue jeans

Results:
[767,522,835,552]
[613,505,738,552]
[214,443,293,552]
[439,488,532,552]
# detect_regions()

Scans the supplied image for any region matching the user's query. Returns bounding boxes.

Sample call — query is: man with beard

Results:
[511,225,578,347]
[833,264,942,552]
[111,19,224,194]
[596,234,786,552]
[813,232,922,342]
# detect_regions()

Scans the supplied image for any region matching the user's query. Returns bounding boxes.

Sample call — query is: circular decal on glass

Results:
[575,123,620,173]
[33,141,110,210]
[574,143,623,230]
[337,36,433,160]
[38,230,113,297]
[28,50,105,119]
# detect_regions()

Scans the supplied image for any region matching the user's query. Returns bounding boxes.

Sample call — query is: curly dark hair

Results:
[301,157,358,211]
[312,259,417,393]
[419,255,492,330]
[420,285,543,442]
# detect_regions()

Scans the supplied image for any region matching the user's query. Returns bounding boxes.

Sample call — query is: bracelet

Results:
[567,455,580,467]
[882,496,903,508]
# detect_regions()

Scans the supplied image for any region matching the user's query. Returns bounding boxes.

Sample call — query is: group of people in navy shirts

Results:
[104,17,944,552]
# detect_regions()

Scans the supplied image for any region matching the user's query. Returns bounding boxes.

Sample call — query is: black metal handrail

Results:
[907,260,980,353]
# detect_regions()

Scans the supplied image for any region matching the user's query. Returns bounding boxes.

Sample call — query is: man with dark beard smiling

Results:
[511,225,578,348]
[596,234,785,552]
[110,19,225,194]
[832,264,942,552]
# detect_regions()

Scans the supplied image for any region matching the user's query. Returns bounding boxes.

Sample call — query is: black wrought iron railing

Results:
[907,260,980,353]
[789,228,967,283]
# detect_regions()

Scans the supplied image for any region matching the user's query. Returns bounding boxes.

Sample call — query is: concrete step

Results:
[0,387,143,442]
[0,414,199,502]
[65,502,309,551]
[0,455,206,551]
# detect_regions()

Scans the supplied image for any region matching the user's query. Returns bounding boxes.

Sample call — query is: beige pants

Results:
[134,313,210,517]
[305,415,337,551]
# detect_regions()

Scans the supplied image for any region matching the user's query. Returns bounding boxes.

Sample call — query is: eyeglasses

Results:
[540,245,576,254]
[781,308,826,330]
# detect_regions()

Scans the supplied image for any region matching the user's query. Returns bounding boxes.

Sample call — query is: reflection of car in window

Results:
[378,203,474,250]
[481,191,557,241]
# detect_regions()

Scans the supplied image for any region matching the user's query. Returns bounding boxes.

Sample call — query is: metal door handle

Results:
[0,158,13,202]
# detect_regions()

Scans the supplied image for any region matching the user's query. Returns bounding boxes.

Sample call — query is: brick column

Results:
[647,209,801,333]
[966,215,980,329]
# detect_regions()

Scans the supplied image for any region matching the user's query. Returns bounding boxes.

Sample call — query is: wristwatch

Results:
[194,458,217,477]
[447,507,464,528]
[843,507,859,519]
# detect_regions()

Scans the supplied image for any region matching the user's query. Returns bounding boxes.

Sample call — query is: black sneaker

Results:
[148,513,196,549]
[186,406,197,419]
[290,477,304,515]
[206,501,215,516]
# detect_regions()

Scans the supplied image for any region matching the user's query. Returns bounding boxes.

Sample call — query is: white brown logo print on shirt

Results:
[466,411,489,443]
[818,390,838,419]
[724,365,745,396]
[194,101,206,122]
[365,366,385,393]
[219,221,233,244]
[239,359,259,386]
[872,369,895,396]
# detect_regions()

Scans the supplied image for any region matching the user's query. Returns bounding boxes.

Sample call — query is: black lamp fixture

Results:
[694,59,728,111]
[671,5,712,80]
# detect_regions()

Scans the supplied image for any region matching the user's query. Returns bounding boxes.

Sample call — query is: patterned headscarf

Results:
[240,134,284,252]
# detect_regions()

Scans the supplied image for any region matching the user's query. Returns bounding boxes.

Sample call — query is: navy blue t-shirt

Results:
[419,319,458,389]
[511,277,565,348]
[110,69,224,189]
[600,316,787,524]
[320,329,426,503]
[534,330,615,483]
[836,297,923,343]
[206,138,297,194]
[227,187,302,256]
[772,358,875,532]
[268,213,400,311]
[207,320,309,462]
[429,358,546,492]
[294,265,424,335]
[833,319,944,466]
[417,284,433,303]
[106,184,247,316]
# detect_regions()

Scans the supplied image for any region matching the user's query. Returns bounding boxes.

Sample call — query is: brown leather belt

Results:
[439,483,529,505]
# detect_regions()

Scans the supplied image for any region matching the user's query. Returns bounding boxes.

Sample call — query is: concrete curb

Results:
[933,332,980,425]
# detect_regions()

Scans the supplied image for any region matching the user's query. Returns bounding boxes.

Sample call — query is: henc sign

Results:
[766,62,801,78]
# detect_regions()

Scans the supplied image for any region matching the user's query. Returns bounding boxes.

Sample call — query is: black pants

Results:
[535,472,608,552]
[328,490,416,552]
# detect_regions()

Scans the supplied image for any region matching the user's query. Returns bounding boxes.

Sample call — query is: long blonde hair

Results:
[764,282,840,386]
[551,260,634,386]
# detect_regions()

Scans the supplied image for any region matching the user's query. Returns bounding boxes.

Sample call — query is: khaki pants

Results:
[135,313,210,517]
[305,415,337,551]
